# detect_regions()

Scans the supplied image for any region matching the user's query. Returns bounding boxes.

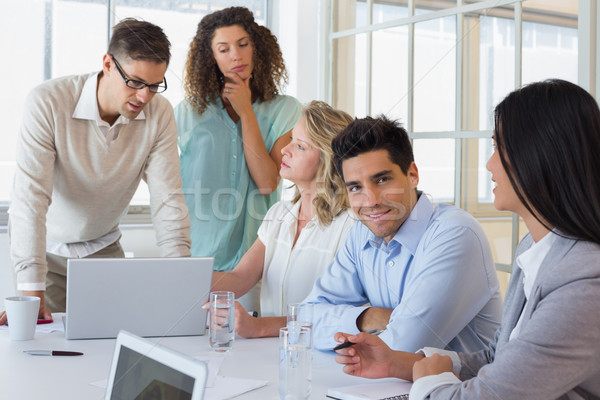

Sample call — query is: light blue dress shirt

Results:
[303,194,503,352]
[176,95,301,271]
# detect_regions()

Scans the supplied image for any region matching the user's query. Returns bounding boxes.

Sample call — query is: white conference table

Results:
[0,324,378,399]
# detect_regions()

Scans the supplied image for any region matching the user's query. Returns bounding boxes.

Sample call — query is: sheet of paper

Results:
[89,379,107,389]
[0,312,65,334]
[193,354,225,387]
[90,375,268,400]
[204,375,269,400]
[39,312,65,333]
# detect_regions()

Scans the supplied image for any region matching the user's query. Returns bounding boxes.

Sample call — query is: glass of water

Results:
[287,302,315,326]
[287,302,314,346]
[209,291,235,352]
[286,303,302,325]
[279,325,312,400]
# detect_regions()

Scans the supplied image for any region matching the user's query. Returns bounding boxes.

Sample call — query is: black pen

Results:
[23,350,84,356]
[332,329,383,351]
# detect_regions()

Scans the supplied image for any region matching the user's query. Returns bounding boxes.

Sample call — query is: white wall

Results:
[272,0,326,103]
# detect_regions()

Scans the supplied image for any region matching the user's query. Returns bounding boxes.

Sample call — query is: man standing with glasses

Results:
[1,18,191,323]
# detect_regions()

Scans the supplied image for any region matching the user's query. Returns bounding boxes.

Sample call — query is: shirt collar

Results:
[365,191,433,255]
[515,230,557,298]
[282,200,302,225]
[282,200,318,229]
[72,71,145,125]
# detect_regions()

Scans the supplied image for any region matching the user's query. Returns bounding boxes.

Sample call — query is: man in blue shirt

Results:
[303,116,503,353]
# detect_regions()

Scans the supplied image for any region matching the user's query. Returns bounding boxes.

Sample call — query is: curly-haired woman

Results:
[175,7,301,276]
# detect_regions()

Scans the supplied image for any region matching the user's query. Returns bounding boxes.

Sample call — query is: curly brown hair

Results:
[183,7,288,115]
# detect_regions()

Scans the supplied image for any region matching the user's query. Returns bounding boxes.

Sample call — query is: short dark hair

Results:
[332,115,414,180]
[108,18,171,65]
[495,79,600,244]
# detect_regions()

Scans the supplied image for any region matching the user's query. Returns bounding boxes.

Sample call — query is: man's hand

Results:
[356,307,393,332]
[334,332,396,378]
[413,353,455,380]
[22,290,52,320]
[334,331,425,381]
[1,290,51,325]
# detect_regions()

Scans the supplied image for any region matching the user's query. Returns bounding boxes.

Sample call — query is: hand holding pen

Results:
[332,328,383,351]
[332,330,398,379]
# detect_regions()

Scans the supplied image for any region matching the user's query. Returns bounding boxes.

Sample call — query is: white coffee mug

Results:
[5,296,40,341]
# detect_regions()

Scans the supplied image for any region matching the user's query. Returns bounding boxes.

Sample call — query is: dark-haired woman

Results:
[333,79,600,399]
[176,7,301,276]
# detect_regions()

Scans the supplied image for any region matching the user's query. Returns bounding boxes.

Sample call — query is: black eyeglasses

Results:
[109,54,167,93]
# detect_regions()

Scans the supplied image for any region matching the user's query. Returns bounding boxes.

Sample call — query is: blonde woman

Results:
[208,101,355,338]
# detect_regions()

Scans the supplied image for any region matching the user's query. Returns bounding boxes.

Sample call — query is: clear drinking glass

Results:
[286,303,302,325]
[279,326,312,400]
[286,302,315,326]
[209,291,235,352]
[287,302,314,348]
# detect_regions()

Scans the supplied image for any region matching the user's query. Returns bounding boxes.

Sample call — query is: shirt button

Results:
[233,155,237,159]
[387,261,394,267]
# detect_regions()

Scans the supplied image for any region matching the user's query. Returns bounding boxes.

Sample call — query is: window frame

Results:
[325,0,590,268]
[0,0,270,226]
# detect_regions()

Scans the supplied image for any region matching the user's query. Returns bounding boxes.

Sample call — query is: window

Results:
[328,0,579,272]
[0,0,268,225]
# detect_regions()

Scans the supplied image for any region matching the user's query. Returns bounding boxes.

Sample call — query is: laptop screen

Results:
[110,346,195,400]
[66,257,214,340]
[105,331,207,400]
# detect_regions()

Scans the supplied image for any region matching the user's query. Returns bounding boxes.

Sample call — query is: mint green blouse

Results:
[175,95,301,271]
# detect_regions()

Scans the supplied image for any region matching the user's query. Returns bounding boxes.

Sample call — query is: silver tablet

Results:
[105,330,208,400]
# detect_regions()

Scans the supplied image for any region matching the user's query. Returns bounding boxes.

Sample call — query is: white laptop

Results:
[65,257,213,340]
[105,330,207,400]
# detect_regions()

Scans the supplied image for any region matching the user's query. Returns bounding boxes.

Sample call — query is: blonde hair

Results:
[292,101,353,226]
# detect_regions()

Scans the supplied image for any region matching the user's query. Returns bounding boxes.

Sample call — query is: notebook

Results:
[65,257,213,339]
[105,330,207,400]
[327,379,412,400]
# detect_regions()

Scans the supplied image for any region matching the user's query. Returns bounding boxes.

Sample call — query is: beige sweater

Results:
[9,73,191,287]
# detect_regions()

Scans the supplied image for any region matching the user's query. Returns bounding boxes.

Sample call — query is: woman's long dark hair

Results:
[494,79,600,244]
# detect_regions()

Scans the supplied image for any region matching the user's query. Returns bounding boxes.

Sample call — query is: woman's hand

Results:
[221,71,283,194]
[233,301,261,338]
[222,72,252,117]
[412,354,454,381]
